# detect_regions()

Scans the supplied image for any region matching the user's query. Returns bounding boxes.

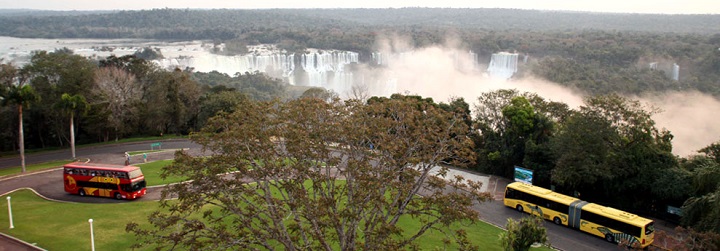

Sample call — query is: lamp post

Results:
[89,219,95,251]
[6,197,13,229]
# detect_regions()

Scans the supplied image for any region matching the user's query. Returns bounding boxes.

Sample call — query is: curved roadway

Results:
[0,139,660,250]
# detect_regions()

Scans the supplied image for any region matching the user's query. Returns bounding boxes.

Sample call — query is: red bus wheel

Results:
[78,189,86,197]
[115,193,122,200]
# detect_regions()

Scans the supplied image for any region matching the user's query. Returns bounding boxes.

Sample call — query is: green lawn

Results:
[136,160,189,187]
[0,189,160,251]
[0,189,553,251]
[0,160,72,177]
[399,216,511,250]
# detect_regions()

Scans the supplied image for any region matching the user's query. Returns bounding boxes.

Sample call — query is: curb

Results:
[0,157,88,182]
[0,232,47,251]
[0,168,64,183]
[0,187,75,204]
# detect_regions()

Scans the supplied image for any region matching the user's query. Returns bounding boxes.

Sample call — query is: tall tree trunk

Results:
[70,113,76,159]
[18,104,25,173]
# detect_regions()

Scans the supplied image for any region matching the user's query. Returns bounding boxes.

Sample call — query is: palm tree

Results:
[57,93,88,159]
[0,64,39,172]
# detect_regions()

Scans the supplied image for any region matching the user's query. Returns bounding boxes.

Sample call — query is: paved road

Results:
[0,139,200,169]
[0,139,648,251]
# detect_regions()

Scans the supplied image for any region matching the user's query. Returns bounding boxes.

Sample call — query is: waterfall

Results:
[487,52,519,80]
[300,51,359,93]
[154,53,295,78]
[372,52,384,65]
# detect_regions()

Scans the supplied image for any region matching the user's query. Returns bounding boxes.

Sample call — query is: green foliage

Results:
[551,94,676,210]
[299,87,338,102]
[698,142,720,163]
[682,188,720,233]
[551,111,617,188]
[1,84,39,108]
[56,93,88,115]
[650,167,692,205]
[128,97,490,250]
[218,39,249,55]
[502,96,535,137]
[98,55,158,81]
[193,71,287,101]
[473,90,560,180]
[142,69,201,135]
[21,50,96,148]
[499,216,548,251]
[438,97,472,125]
[681,156,720,233]
[197,90,249,128]
[132,47,163,60]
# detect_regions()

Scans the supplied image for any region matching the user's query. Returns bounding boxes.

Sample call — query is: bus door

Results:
[568,200,588,229]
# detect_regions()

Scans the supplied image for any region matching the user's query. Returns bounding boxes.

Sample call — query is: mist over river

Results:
[2,36,718,157]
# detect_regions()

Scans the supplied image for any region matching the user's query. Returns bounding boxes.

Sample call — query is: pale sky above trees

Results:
[0,0,717,14]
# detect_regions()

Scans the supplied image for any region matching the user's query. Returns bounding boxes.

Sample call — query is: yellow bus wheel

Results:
[553,217,562,225]
[605,234,615,243]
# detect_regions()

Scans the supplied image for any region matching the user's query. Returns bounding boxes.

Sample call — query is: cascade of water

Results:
[155,48,362,95]
[154,53,295,77]
[487,52,519,80]
[300,51,359,89]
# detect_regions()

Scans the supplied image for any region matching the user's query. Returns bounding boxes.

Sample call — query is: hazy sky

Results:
[0,0,718,14]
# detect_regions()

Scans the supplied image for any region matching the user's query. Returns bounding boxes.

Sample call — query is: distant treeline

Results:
[2,8,719,38]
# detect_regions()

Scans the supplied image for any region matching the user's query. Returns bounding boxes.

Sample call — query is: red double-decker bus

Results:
[63,162,147,200]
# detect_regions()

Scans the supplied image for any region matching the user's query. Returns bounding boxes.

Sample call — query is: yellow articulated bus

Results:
[503,182,655,249]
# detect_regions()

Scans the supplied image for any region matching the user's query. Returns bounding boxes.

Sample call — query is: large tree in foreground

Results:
[128,96,491,250]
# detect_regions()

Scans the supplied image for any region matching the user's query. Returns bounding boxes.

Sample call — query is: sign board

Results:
[514,166,533,184]
[150,142,162,150]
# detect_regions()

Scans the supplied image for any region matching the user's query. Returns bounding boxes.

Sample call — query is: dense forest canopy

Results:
[2,8,719,36]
